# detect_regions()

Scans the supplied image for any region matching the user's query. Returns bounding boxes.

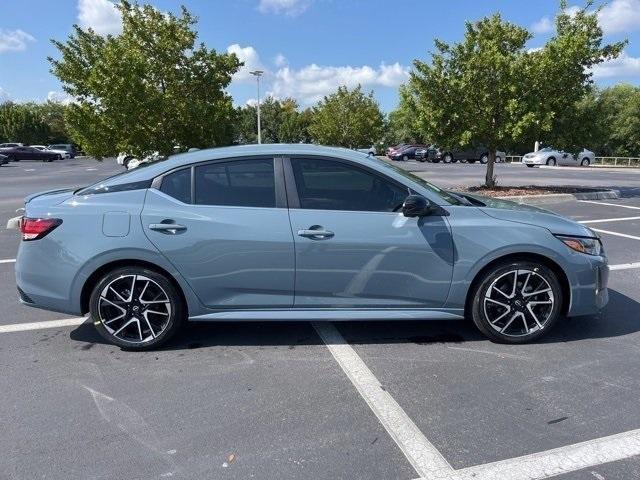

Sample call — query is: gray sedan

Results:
[12,144,608,349]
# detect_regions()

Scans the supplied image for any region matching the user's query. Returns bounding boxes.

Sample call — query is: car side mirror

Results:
[402,195,433,217]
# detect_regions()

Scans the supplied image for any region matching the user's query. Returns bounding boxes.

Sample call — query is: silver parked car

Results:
[523,147,595,167]
[12,144,608,350]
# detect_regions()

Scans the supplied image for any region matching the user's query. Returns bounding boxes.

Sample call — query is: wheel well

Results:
[80,259,188,315]
[464,253,570,318]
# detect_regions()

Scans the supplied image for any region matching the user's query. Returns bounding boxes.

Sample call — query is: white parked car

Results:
[125,151,164,170]
[522,147,595,168]
[30,145,71,159]
[356,146,377,156]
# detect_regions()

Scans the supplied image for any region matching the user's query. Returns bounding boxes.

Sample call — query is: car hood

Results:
[464,193,595,237]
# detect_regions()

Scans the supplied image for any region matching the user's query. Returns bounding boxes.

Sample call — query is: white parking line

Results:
[0,317,86,333]
[0,258,16,264]
[609,262,640,271]
[312,321,454,479]
[438,428,640,480]
[591,228,640,241]
[579,200,640,211]
[579,216,640,224]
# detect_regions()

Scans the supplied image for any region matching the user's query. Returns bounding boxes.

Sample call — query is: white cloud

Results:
[270,62,410,105]
[258,0,312,16]
[0,87,10,103]
[78,0,122,35]
[0,29,35,53]
[274,53,288,67]
[47,91,75,105]
[597,0,640,34]
[592,51,640,79]
[227,44,267,82]
[531,16,554,34]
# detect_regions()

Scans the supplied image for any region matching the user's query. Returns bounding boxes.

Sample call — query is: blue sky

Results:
[1,0,639,111]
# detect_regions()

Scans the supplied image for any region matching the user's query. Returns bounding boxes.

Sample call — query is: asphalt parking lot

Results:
[2,157,640,479]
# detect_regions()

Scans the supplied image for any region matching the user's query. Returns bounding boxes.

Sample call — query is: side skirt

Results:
[188,308,465,322]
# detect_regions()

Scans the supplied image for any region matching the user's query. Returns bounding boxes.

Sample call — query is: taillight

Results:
[20,217,62,241]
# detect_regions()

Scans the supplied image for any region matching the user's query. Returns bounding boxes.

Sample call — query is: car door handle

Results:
[297,227,334,240]
[149,223,187,234]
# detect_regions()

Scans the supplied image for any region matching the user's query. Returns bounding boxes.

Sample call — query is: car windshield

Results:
[370,157,467,205]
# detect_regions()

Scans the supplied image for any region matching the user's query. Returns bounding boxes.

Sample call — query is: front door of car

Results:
[285,157,454,308]
[141,157,295,309]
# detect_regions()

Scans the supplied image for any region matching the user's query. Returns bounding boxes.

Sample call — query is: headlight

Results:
[555,235,602,256]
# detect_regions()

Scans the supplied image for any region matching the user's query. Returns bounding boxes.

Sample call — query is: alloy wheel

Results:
[97,274,172,344]
[482,269,554,338]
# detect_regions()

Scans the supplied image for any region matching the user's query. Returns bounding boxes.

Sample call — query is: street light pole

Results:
[250,70,264,144]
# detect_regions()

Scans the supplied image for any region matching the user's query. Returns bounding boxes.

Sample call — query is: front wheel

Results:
[89,267,186,350]
[442,153,453,164]
[402,155,409,161]
[480,154,489,164]
[470,261,563,344]
[546,157,556,166]
[526,164,535,168]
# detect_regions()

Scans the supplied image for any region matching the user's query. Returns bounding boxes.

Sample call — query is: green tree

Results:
[597,84,640,156]
[49,1,240,158]
[407,2,624,186]
[309,85,384,148]
[0,103,51,145]
[234,97,312,144]
[386,85,425,146]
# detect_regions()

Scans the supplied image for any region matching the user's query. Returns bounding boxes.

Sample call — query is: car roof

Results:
[94,144,387,187]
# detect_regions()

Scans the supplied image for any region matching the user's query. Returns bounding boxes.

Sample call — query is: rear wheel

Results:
[443,153,453,163]
[89,267,186,350]
[470,260,563,344]
[581,158,590,167]
[546,157,556,166]
[526,164,535,168]
[480,154,489,164]
[402,154,409,161]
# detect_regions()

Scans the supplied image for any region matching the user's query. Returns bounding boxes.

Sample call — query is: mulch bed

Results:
[454,185,602,198]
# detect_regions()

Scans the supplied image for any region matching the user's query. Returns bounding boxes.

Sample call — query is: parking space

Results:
[2,158,640,479]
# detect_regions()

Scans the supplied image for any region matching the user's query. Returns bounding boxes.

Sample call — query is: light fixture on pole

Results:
[249,70,264,144]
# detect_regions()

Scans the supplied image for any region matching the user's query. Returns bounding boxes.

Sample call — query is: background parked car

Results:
[0,145,61,162]
[47,144,76,158]
[0,153,9,166]
[356,146,377,156]
[435,146,506,164]
[30,145,71,159]
[522,147,594,167]
[415,145,440,162]
[386,143,410,157]
[388,145,426,161]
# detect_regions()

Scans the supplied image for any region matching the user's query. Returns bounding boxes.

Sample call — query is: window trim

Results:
[283,155,411,213]
[153,155,285,208]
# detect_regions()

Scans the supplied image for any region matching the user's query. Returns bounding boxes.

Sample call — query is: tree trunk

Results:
[484,149,496,187]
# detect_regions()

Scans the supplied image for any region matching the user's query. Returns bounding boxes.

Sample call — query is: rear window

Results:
[160,168,191,203]
[194,159,276,208]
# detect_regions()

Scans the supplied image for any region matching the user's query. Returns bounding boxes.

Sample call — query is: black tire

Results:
[480,154,489,164]
[470,260,563,344]
[123,156,133,169]
[442,153,453,163]
[402,154,409,161]
[546,157,556,166]
[496,156,502,163]
[526,164,535,168]
[467,159,475,164]
[89,267,186,350]
[581,158,590,167]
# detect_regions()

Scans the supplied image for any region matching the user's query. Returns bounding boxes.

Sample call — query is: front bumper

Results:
[566,256,609,317]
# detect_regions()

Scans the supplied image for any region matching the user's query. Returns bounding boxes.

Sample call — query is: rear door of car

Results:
[141,156,295,309]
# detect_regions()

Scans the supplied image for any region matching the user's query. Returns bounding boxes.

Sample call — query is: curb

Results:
[497,189,620,205]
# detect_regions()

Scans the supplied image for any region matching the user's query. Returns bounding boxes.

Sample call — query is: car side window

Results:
[194,158,276,208]
[160,168,191,204]
[290,158,408,212]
